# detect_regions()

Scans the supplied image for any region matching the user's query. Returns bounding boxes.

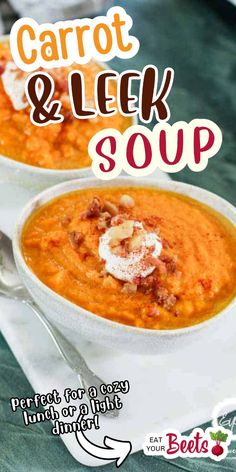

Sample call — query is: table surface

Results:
[0,0,236,471]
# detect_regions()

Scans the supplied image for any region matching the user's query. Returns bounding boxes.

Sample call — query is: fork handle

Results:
[25,300,107,393]
[26,301,118,416]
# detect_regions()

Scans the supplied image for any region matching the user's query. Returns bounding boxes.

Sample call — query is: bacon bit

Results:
[80,251,89,261]
[133,276,143,286]
[174,310,180,317]
[48,239,61,248]
[199,279,212,290]
[164,294,177,310]
[122,283,137,294]
[155,286,169,303]
[83,197,102,218]
[103,200,119,216]
[69,231,84,248]
[167,259,177,274]
[159,254,171,263]
[162,239,171,249]
[155,286,177,311]
[160,254,177,274]
[0,65,5,76]
[138,275,157,294]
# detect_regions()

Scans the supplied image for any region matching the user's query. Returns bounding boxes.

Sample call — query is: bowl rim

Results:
[0,151,91,176]
[0,34,136,175]
[13,176,236,337]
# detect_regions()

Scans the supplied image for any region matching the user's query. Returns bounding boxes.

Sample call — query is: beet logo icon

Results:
[210,430,228,457]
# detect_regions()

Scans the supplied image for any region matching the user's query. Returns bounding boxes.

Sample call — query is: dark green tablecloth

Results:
[0,0,236,470]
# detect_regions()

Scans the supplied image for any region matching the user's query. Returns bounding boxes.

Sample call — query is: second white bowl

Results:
[13,177,236,354]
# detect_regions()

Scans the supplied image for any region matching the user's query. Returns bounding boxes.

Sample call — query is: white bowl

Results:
[0,35,134,190]
[0,154,92,190]
[13,177,236,354]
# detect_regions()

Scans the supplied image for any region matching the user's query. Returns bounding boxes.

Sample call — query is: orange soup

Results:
[0,41,131,169]
[21,187,236,330]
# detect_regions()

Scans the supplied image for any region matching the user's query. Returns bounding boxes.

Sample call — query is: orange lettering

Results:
[17,25,37,65]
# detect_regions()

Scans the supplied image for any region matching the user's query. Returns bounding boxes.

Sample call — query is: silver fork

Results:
[0,231,118,417]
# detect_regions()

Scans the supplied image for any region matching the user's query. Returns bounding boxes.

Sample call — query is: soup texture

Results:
[0,41,131,169]
[21,187,236,330]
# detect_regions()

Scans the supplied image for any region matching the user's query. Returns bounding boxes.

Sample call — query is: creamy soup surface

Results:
[22,187,236,330]
[0,41,131,169]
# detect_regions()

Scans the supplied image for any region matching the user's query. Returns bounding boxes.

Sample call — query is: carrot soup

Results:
[21,187,236,330]
[0,40,131,170]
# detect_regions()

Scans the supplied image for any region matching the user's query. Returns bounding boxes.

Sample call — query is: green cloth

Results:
[0,0,236,470]
[1,335,236,471]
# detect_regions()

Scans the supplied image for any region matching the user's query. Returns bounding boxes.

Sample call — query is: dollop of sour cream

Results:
[99,221,162,282]
[1,62,28,110]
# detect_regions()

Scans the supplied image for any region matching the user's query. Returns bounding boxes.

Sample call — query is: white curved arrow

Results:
[75,425,132,467]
